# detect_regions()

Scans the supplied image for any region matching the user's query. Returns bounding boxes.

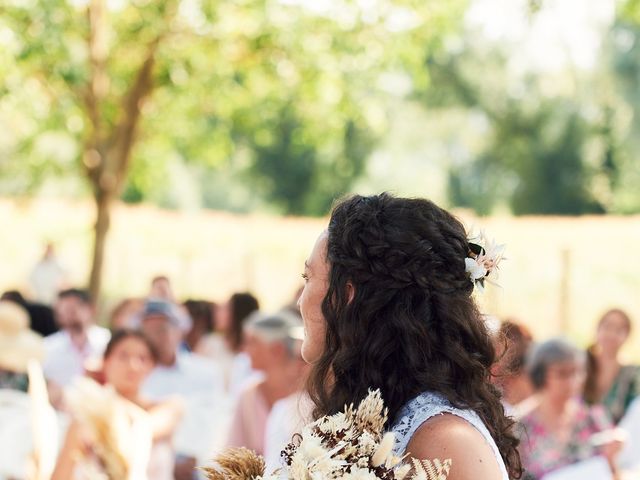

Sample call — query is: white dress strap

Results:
[390,391,509,480]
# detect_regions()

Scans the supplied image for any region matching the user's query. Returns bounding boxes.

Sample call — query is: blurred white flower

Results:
[465,257,487,281]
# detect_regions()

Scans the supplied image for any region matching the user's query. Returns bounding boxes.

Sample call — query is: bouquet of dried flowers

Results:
[203,390,451,480]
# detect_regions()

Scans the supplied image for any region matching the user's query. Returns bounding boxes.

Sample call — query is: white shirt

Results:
[619,397,640,470]
[229,352,264,398]
[264,392,313,472]
[142,352,224,401]
[42,326,111,388]
[0,390,32,479]
[195,335,263,398]
[142,353,226,459]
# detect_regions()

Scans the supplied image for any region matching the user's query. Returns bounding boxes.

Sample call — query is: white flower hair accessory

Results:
[465,230,505,293]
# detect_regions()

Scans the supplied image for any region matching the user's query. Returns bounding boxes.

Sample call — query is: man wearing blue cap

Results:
[140,299,224,479]
[140,298,222,395]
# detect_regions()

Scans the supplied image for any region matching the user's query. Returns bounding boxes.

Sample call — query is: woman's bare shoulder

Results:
[405,413,503,480]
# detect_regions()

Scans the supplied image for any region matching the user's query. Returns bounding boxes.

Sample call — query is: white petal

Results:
[465,258,487,280]
[371,432,395,467]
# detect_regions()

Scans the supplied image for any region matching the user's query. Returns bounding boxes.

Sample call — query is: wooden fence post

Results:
[559,248,571,335]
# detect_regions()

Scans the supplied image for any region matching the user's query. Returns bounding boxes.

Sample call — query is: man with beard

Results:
[43,289,110,391]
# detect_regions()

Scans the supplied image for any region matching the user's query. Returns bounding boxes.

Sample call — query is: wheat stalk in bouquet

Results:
[203,390,451,480]
[65,377,152,480]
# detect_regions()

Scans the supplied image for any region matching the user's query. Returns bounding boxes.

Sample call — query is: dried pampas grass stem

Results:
[201,447,266,480]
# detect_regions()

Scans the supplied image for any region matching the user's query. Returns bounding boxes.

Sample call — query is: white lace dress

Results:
[390,391,509,480]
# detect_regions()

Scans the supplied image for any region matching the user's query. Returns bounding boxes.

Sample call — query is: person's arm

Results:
[590,405,623,475]
[627,366,640,408]
[405,414,503,480]
[148,397,184,440]
[51,420,82,480]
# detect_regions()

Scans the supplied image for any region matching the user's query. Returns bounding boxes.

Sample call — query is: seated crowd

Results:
[493,310,640,479]
[0,276,638,480]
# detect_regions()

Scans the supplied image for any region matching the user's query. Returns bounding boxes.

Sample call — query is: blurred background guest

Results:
[52,329,182,480]
[617,395,640,473]
[43,289,110,396]
[584,309,640,424]
[108,297,145,331]
[149,275,177,302]
[195,292,260,394]
[28,242,68,306]
[517,338,621,479]
[145,276,192,340]
[140,299,220,399]
[226,310,308,456]
[183,299,215,353]
[263,389,313,472]
[492,320,535,417]
[139,299,223,480]
[262,319,311,471]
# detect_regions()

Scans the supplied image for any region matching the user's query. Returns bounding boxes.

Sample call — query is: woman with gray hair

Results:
[225,310,308,456]
[517,338,621,479]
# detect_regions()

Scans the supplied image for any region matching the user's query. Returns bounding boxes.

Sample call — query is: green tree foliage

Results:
[2,0,464,211]
[622,0,640,23]
[1,0,465,297]
[605,17,640,213]
[423,33,622,215]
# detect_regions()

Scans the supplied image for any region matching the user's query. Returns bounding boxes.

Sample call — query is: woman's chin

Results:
[301,342,320,364]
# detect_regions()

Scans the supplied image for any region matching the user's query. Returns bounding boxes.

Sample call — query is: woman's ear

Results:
[346,282,355,304]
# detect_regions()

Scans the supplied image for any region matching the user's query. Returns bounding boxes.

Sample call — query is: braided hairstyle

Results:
[306,193,522,478]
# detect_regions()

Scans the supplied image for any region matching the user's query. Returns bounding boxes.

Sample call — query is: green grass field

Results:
[2,198,639,360]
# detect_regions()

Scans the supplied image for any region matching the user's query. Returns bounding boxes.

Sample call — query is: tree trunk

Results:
[83,0,169,303]
[88,191,112,302]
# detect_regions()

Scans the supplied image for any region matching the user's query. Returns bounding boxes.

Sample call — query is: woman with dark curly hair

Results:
[298,193,521,480]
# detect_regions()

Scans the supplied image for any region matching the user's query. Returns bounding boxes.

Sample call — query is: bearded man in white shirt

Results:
[43,289,111,394]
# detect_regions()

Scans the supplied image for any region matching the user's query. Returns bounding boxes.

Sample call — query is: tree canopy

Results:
[2,0,639,218]
[1,0,465,215]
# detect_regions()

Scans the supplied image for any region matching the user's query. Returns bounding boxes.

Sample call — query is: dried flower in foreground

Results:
[64,378,154,479]
[203,390,451,480]
[200,448,265,480]
[411,458,452,480]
